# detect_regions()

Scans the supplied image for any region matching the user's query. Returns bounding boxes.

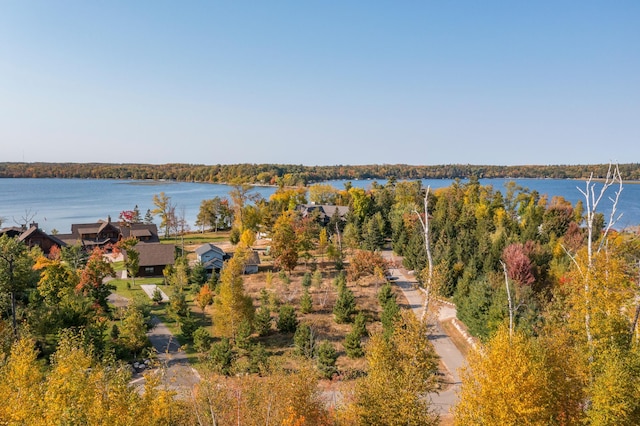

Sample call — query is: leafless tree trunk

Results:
[415,186,433,319]
[631,260,640,342]
[501,261,514,338]
[575,163,623,349]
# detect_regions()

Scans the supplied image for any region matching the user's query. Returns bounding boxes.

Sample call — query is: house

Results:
[56,217,160,251]
[18,224,66,255]
[124,243,176,277]
[56,216,121,250]
[119,223,160,243]
[297,204,350,226]
[195,243,227,276]
[243,250,261,274]
[0,223,66,255]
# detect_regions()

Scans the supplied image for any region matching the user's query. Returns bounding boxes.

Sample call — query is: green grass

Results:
[111,277,212,363]
[110,277,165,299]
[160,230,231,245]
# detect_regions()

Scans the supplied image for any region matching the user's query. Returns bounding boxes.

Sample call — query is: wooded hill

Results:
[2,162,640,185]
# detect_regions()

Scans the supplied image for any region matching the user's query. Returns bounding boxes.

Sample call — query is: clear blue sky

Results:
[1,1,638,166]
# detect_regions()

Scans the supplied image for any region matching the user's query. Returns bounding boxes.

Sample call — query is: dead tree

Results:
[415,186,434,320]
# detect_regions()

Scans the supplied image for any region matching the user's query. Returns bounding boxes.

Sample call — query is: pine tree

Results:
[294,323,314,358]
[277,304,298,333]
[254,306,272,337]
[333,281,356,324]
[316,340,338,379]
[300,288,313,314]
[212,247,255,339]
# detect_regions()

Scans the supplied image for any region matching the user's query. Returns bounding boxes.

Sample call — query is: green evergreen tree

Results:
[333,282,356,324]
[381,298,400,338]
[316,340,338,379]
[235,318,253,351]
[300,288,313,314]
[294,322,315,358]
[302,272,312,289]
[377,282,395,306]
[277,304,298,333]
[207,337,234,375]
[193,327,213,352]
[255,306,272,336]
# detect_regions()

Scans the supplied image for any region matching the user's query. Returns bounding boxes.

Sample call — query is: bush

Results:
[180,314,199,340]
[208,338,234,375]
[333,284,356,324]
[300,288,313,314]
[255,306,272,337]
[316,340,338,379]
[294,323,315,358]
[277,305,298,333]
[193,327,213,352]
[302,272,312,288]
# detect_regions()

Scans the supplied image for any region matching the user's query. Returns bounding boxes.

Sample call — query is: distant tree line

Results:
[1,162,640,185]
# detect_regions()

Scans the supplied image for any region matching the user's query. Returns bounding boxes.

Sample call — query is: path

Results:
[107,287,200,396]
[140,284,170,302]
[136,316,201,396]
[382,250,467,417]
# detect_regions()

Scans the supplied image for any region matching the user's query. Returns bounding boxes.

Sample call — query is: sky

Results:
[1,1,638,167]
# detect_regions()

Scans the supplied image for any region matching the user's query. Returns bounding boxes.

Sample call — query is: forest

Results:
[1,164,639,424]
[2,161,640,185]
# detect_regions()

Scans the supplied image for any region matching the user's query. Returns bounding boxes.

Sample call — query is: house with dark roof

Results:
[124,243,176,277]
[18,224,66,255]
[297,204,350,226]
[0,223,66,255]
[243,250,261,274]
[56,217,160,251]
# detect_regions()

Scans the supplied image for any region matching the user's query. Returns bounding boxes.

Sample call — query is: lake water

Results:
[1,177,639,234]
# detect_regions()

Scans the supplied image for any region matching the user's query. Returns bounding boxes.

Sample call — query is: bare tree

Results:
[13,209,37,227]
[564,163,623,349]
[415,186,434,319]
[501,260,514,338]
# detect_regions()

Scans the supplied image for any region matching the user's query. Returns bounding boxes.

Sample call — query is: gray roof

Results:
[195,243,225,257]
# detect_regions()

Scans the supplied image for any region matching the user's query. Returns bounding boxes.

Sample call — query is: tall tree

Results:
[455,326,556,425]
[76,248,114,314]
[345,311,439,425]
[0,234,37,336]
[116,237,139,286]
[151,191,175,238]
[212,247,255,340]
[271,210,299,273]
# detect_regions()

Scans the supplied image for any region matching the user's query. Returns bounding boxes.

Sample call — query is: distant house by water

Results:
[195,243,227,276]
[297,204,350,226]
[0,222,66,256]
[124,243,176,277]
[56,216,160,251]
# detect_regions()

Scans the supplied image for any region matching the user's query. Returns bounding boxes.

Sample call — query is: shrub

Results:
[277,305,298,333]
[300,288,313,314]
[193,327,213,352]
[294,323,315,358]
[316,340,338,379]
[208,338,234,375]
[255,306,272,337]
[333,283,356,324]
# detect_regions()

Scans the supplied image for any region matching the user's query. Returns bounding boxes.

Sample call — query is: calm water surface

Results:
[0,178,639,234]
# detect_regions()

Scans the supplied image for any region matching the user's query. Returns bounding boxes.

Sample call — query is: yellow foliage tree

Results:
[343,311,439,425]
[455,325,556,425]
[212,247,255,339]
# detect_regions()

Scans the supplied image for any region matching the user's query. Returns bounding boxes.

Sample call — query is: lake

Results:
[1,177,639,234]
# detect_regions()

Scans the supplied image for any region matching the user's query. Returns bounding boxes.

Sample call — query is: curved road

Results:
[383,250,466,417]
